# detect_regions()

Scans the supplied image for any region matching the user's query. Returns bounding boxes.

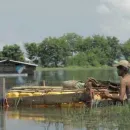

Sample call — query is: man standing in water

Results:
[104,60,130,103]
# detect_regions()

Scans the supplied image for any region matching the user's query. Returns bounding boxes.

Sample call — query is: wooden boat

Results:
[5,78,121,108]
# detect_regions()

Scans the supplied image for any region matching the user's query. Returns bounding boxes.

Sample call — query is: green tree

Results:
[2,44,24,61]
[86,51,101,67]
[61,33,83,55]
[39,37,70,67]
[0,51,3,60]
[106,36,121,65]
[76,36,93,52]
[67,52,88,66]
[122,39,130,61]
[92,35,109,65]
[24,42,39,63]
[21,34,124,67]
[76,35,108,66]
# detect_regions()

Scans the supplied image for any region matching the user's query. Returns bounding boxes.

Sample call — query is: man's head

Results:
[114,60,130,76]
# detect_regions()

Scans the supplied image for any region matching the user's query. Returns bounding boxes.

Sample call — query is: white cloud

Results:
[97,4,110,14]
[100,0,130,13]
[97,0,130,41]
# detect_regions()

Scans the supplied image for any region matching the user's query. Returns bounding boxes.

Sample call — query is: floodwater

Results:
[1,106,130,130]
[1,68,128,130]
[4,68,120,89]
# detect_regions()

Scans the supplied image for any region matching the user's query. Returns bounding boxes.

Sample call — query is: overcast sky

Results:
[0,0,130,49]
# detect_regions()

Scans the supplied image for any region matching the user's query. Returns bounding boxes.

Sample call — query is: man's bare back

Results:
[105,60,130,102]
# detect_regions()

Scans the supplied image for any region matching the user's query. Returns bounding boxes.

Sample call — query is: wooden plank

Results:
[0,73,28,77]
[11,86,63,90]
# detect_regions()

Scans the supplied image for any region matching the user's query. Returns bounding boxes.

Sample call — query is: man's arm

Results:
[106,79,126,101]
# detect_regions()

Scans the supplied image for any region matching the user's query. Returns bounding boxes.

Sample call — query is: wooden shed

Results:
[0,60,38,75]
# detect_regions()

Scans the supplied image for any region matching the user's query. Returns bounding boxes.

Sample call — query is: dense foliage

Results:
[2,44,24,61]
[0,33,130,67]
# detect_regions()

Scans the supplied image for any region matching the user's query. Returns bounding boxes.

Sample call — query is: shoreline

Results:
[36,66,114,71]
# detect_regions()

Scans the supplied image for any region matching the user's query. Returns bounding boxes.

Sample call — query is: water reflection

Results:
[37,68,120,86]
[0,110,6,130]
[2,68,120,91]
[16,76,26,85]
[0,106,129,130]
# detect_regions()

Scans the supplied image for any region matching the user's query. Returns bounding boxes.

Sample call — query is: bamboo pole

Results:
[43,80,45,86]
[1,78,5,108]
[0,78,6,130]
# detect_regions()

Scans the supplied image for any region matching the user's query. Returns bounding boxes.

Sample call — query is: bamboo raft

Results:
[5,78,121,108]
[7,87,86,108]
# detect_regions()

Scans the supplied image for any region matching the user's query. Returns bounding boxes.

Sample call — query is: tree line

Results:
[1,33,130,67]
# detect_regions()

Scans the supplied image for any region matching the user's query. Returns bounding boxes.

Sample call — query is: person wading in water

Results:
[104,60,130,103]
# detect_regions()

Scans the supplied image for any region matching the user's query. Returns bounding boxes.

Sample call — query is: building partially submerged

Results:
[0,60,38,75]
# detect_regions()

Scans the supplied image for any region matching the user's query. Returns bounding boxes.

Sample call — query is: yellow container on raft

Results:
[47,92,62,95]
[61,92,75,94]
[94,94,102,100]
[19,93,33,97]
[47,91,75,95]
[33,92,43,96]
[6,92,19,98]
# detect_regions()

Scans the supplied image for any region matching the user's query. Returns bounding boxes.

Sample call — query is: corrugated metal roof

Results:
[0,60,38,67]
[0,60,7,63]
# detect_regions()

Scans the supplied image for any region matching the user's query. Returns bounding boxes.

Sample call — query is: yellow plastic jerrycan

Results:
[7,92,19,98]
[19,92,33,97]
[47,92,61,95]
[94,94,102,100]
[33,92,43,96]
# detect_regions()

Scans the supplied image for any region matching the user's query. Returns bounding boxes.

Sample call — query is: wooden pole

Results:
[0,78,6,130]
[43,80,45,86]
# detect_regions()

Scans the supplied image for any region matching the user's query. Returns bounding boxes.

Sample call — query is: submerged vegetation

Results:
[8,105,130,129]
[1,33,130,68]
[45,105,130,129]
